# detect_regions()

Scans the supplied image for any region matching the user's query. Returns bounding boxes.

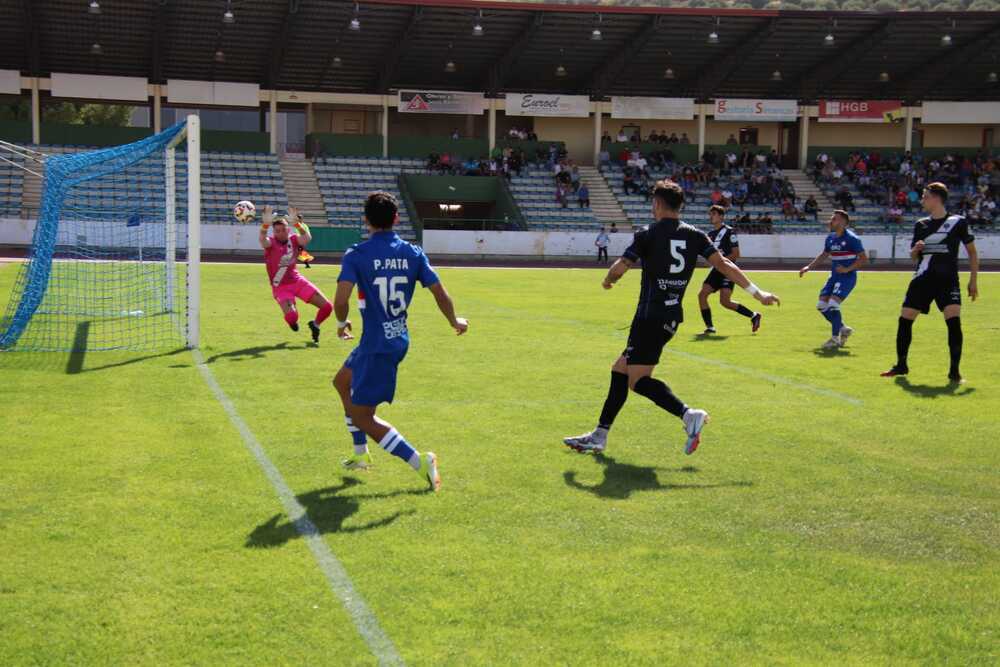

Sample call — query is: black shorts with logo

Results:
[703,269,734,292]
[623,316,679,366]
[903,272,961,314]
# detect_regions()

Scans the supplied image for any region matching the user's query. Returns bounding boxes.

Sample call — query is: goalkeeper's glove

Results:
[260,222,270,231]
[293,219,310,235]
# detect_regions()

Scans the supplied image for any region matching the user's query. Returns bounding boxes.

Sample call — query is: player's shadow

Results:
[245,477,427,548]
[202,341,313,364]
[563,453,752,500]
[894,376,976,399]
[691,334,731,342]
[812,346,852,357]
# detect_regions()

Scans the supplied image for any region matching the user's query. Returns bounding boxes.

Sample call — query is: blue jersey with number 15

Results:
[338,231,440,355]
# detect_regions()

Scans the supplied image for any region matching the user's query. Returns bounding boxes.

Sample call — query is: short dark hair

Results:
[652,179,684,211]
[832,209,850,225]
[364,191,398,229]
[708,204,726,216]
[925,181,949,204]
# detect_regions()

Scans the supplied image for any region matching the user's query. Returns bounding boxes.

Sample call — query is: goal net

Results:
[0,115,201,352]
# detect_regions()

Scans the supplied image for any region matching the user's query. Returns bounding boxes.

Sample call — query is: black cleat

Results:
[289,322,299,332]
[880,365,908,377]
[948,371,964,384]
[750,312,762,333]
[308,320,320,343]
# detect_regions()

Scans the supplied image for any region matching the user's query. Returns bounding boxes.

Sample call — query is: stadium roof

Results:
[2,0,1000,102]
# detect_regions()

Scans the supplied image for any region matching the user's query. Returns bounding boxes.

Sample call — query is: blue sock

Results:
[819,305,836,331]
[828,306,843,337]
[345,415,367,455]
[379,428,421,470]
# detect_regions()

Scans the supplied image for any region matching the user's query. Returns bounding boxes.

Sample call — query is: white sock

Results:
[407,452,421,470]
[353,444,368,456]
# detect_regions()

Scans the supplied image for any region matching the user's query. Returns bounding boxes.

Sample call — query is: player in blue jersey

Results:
[799,209,868,349]
[331,192,468,492]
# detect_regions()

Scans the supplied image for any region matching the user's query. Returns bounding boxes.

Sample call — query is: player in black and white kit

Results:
[564,181,780,456]
[882,182,979,382]
[697,205,762,334]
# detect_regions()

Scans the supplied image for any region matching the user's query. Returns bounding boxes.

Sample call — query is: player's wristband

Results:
[293,220,309,234]
[744,282,760,296]
[337,320,349,328]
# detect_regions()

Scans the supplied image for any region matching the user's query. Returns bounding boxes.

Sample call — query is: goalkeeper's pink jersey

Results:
[264,235,302,287]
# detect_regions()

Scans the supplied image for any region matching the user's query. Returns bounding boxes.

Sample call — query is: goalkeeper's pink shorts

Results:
[272,275,318,304]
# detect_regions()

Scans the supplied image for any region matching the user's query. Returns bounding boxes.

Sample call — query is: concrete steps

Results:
[786,170,836,213]
[279,158,327,225]
[577,166,626,223]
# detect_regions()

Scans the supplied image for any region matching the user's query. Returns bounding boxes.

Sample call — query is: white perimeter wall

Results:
[3,219,999,261]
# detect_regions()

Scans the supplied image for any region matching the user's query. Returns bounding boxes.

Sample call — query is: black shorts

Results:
[703,269,734,292]
[623,317,679,366]
[903,273,962,314]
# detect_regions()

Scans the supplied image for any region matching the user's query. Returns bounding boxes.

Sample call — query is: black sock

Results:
[633,376,687,419]
[598,371,629,430]
[896,317,914,368]
[701,308,714,328]
[735,304,755,319]
[946,317,962,376]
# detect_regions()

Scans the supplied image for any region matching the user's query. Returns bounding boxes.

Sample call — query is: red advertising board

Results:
[818,100,904,123]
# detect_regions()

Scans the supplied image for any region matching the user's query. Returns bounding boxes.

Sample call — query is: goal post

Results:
[0,116,202,352]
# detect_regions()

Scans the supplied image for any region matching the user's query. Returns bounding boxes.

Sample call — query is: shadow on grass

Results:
[563,453,752,500]
[0,345,190,374]
[690,334,731,343]
[202,341,314,364]
[894,376,976,399]
[812,346,852,357]
[246,477,429,548]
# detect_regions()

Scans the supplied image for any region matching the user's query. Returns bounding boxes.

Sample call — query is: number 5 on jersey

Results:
[669,240,686,274]
[373,276,408,316]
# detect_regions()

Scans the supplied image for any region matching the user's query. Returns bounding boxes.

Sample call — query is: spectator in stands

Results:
[679,132,691,145]
[622,167,641,195]
[527,130,538,141]
[439,152,453,174]
[609,222,618,233]
[885,204,904,225]
[668,132,679,144]
[804,195,819,221]
[782,196,797,222]
[733,180,748,210]
[740,149,754,169]
[648,130,660,143]
[598,147,610,166]
[630,130,642,143]
[556,183,569,209]
[578,183,590,209]
[907,187,920,211]
[616,128,628,142]
[726,134,738,145]
[570,165,581,190]
[710,185,723,206]
[738,211,752,226]
[725,151,738,175]
[601,130,612,144]
[450,128,460,140]
[834,185,855,212]
[427,152,440,171]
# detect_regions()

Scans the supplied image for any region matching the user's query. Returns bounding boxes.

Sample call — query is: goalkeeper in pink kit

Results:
[259,205,333,342]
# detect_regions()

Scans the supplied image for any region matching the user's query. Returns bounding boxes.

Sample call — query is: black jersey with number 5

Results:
[623,217,718,322]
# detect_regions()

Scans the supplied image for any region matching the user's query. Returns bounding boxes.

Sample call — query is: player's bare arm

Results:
[728,246,741,261]
[258,204,273,249]
[967,241,979,300]
[602,257,633,289]
[428,282,469,335]
[799,251,828,277]
[288,206,312,246]
[334,279,355,340]
[836,251,868,274]
[910,239,925,262]
[710,253,780,306]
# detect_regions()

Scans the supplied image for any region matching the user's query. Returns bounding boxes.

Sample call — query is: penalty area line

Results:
[666,348,864,407]
[192,349,405,667]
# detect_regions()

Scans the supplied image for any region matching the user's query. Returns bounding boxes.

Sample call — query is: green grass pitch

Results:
[1,260,998,665]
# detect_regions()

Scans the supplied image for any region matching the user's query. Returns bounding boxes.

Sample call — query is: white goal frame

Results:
[165,114,201,348]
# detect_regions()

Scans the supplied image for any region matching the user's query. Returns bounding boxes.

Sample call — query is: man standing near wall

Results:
[595,226,610,264]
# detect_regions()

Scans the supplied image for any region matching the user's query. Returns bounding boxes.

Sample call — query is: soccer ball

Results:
[233,200,256,223]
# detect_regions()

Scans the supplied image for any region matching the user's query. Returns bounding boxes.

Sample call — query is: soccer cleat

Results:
[702,327,717,335]
[750,313,762,333]
[948,372,964,384]
[563,430,607,453]
[289,321,300,332]
[419,452,441,492]
[880,365,909,377]
[838,326,854,346]
[308,320,321,343]
[682,408,709,455]
[821,337,840,350]
[342,452,373,470]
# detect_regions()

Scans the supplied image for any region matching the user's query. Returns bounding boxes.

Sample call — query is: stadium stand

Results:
[509,164,600,230]
[313,156,420,239]
[0,152,25,217]
[202,152,288,223]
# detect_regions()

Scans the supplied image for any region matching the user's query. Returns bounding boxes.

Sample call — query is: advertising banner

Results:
[611,97,695,120]
[398,90,485,115]
[505,93,591,117]
[713,98,797,122]
[920,101,1000,124]
[819,100,904,123]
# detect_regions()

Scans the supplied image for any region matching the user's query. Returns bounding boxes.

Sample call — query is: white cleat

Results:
[838,326,854,346]
[682,409,709,455]
[563,430,607,453]
[822,337,840,350]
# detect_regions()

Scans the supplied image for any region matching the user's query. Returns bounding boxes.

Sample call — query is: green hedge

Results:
[0,120,31,143]
[308,227,363,252]
[308,133,382,157]
[389,136,488,160]
[40,123,153,147]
